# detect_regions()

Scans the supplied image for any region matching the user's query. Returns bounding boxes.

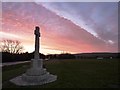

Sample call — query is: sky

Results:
[1,2,118,54]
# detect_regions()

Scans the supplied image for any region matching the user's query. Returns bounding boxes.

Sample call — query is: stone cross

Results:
[33,26,42,68]
[10,26,57,86]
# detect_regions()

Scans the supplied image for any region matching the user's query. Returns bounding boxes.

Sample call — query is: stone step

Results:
[26,68,47,76]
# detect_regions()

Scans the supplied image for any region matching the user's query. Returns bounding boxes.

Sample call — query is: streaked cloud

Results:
[0,31,23,40]
[1,2,118,54]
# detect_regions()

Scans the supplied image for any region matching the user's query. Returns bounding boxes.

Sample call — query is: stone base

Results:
[10,74,57,86]
[10,68,57,86]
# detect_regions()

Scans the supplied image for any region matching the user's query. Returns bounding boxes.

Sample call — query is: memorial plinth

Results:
[10,26,57,86]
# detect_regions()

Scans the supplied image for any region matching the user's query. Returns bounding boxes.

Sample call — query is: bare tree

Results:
[0,39,23,54]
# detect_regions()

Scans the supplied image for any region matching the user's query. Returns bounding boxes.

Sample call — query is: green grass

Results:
[2,59,119,88]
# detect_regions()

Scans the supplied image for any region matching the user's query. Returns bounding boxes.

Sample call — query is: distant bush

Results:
[46,53,76,60]
[56,53,75,59]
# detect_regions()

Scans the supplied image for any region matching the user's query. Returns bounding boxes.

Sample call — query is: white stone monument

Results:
[10,26,57,86]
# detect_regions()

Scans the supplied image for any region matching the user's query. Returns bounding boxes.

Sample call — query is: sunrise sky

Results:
[1,2,118,55]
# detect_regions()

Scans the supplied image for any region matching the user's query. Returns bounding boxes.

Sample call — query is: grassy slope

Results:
[2,59,119,88]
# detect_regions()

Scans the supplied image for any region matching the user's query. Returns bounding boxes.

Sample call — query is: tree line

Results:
[1,52,45,63]
[0,39,45,62]
[1,39,119,63]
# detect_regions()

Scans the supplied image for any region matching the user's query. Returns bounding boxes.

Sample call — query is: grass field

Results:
[2,59,119,88]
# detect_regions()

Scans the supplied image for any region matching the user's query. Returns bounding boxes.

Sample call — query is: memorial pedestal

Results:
[10,59,57,86]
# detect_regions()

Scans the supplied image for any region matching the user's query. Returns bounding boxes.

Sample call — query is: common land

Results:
[2,58,119,88]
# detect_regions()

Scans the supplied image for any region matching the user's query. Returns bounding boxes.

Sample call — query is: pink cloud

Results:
[2,2,117,54]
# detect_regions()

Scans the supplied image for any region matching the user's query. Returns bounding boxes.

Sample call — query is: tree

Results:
[0,39,23,54]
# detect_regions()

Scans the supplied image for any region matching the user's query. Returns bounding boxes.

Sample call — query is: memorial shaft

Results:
[34,29,40,59]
